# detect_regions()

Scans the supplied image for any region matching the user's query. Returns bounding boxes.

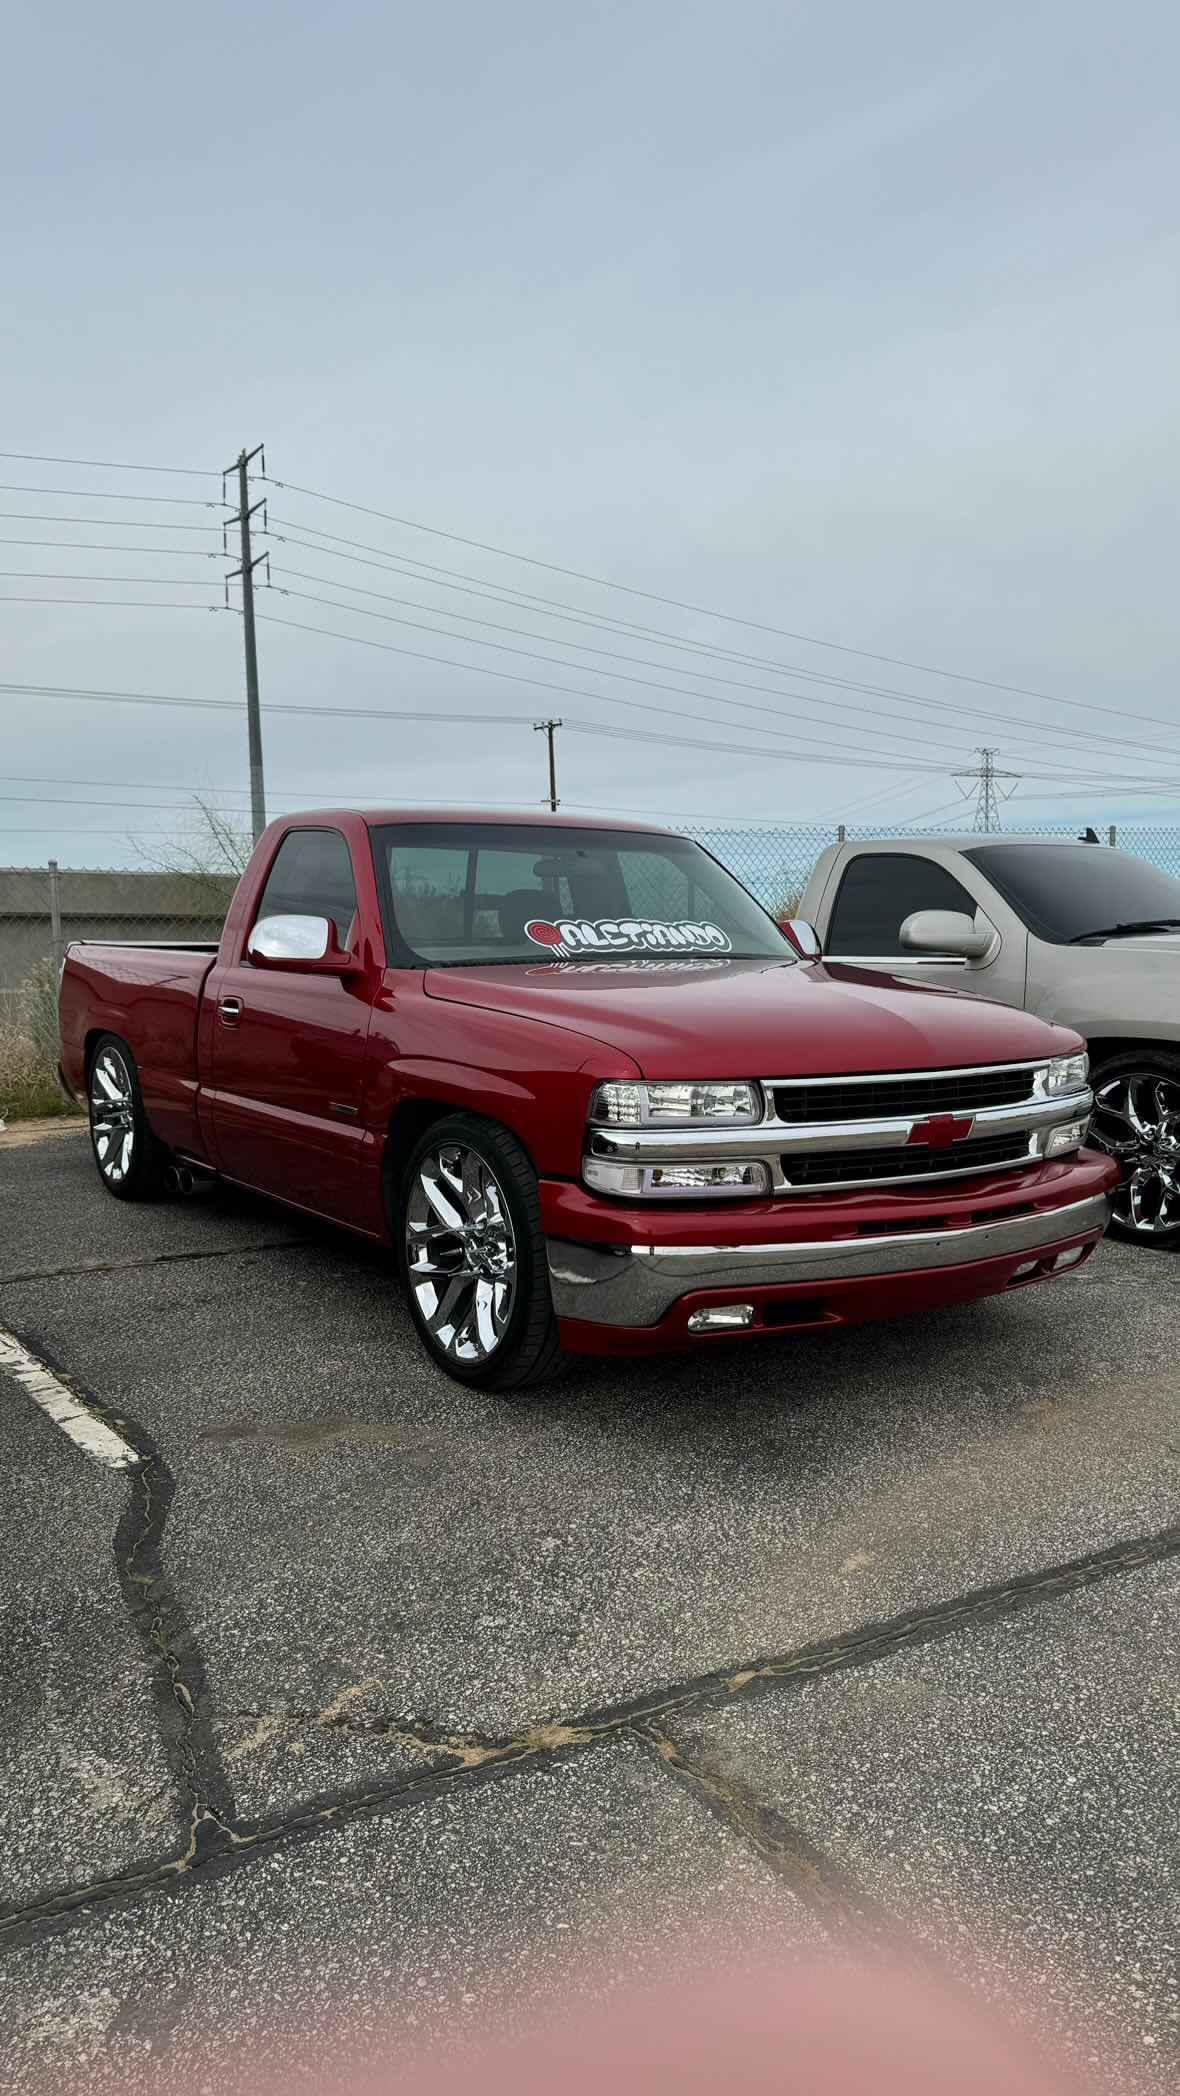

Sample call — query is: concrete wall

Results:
[0,867,236,992]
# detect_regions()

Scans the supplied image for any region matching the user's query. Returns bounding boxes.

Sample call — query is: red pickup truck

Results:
[59,810,1116,1389]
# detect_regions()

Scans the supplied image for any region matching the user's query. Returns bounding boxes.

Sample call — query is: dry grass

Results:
[773,885,806,923]
[0,960,79,1122]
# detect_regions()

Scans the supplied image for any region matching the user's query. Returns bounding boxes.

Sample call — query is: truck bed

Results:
[59,940,220,1159]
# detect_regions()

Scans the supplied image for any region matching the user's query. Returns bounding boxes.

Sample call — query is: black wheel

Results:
[397,1114,563,1390]
[1088,1049,1180,1248]
[87,1034,170,1202]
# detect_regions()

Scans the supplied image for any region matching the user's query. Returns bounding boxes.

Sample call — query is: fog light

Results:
[1011,1258,1040,1280]
[649,1161,771,1193]
[687,1304,755,1332]
[1052,1245,1086,1271]
[1045,1118,1089,1158]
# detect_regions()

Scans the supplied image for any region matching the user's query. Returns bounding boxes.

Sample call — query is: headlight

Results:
[590,1080,762,1125]
[1043,1052,1089,1097]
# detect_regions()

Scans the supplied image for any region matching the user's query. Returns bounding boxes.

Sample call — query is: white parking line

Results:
[0,1328,141,1471]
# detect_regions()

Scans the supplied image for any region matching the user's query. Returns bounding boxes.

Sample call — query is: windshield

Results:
[965,844,1180,944]
[371,822,791,967]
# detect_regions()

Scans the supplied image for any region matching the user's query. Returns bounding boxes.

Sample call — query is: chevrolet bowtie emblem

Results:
[906,1113,975,1148]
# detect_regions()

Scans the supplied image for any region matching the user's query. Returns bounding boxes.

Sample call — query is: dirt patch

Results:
[0,1117,85,1149]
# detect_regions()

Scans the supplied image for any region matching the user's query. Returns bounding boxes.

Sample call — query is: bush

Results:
[0,960,78,1122]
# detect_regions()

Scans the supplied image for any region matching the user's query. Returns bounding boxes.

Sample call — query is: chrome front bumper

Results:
[546,1191,1112,1328]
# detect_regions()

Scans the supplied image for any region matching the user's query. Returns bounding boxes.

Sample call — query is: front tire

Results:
[87,1034,170,1202]
[1088,1049,1180,1248]
[397,1114,563,1390]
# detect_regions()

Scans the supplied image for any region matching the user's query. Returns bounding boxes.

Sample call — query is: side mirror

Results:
[247,914,359,975]
[780,918,822,960]
[899,908,994,962]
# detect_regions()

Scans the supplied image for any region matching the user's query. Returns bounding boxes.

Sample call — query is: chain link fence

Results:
[3,826,1179,1116]
[684,823,1180,913]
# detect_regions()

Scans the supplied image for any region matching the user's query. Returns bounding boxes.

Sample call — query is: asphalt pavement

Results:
[1,1121,1177,2093]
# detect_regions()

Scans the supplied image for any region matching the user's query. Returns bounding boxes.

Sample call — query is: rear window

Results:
[370,822,789,967]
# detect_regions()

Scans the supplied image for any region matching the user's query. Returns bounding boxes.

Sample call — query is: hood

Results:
[424,956,1078,1078]
[1083,933,1180,957]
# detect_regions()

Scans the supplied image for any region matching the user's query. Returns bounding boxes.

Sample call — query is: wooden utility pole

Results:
[534,718,562,811]
[224,443,269,842]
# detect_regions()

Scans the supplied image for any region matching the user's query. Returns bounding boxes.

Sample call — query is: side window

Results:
[827,854,978,957]
[254,828,357,944]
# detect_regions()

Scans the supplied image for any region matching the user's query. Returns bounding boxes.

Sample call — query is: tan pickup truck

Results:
[796,834,1180,1246]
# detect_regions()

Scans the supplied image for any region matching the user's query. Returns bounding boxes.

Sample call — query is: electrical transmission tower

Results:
[955,747,1020,831]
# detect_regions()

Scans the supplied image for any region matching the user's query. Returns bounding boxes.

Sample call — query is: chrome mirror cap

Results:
[247,913,333,963]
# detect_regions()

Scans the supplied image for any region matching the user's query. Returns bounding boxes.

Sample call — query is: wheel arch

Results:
[1086,1036,1180,1074]
[382,1097,532,1225]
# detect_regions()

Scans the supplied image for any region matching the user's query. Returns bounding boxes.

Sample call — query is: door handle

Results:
[217,996,243,1026]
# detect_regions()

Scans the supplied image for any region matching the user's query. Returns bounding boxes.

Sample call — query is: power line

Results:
[0,484,224,507]
[264,516,1176,768]
[264,472,1173,728]
[0,512,220,532]
[0,571,220,585]
[0,596,226,611]
[4,673,1172,796]
[0,451,217,476]
[0,671,945,775]
[0,539,224,559]
[254,600,953,771]
[0,679,536,727]
[256,590,1166,789]
[265,567,973,764]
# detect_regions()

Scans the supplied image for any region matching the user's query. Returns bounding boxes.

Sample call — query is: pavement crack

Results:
[2,1512,1176,1948]
[1,1240,308,1286]
[3,1324,238,1846]
[630,1717,892,1939]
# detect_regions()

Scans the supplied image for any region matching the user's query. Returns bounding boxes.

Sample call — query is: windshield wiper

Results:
[1069,917,1180,944]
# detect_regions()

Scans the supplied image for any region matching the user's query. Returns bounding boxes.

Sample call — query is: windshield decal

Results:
[524,916,732,958]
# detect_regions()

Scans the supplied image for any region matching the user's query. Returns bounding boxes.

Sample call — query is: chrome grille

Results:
[774,1066,1035,1124]
[782,1131,1031,1188]
[583,1058,1093,1200]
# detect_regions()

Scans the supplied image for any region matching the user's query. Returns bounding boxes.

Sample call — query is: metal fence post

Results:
[1108,825,1117,848]
[48,859,63,975]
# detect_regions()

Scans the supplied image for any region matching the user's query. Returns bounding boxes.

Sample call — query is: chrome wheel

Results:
[90,1044,136,1186]
[405,1142,518,1363]
[1090,1071,1180,1237]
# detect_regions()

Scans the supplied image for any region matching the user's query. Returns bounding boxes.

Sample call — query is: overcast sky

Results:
[2,0,1178,868]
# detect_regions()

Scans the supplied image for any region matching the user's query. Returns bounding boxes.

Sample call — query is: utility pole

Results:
[954,746,1020,831]
[223,444,270,843]
[534,718,562,812]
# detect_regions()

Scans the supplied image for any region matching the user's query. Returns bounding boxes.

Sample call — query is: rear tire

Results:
[396,1113,564,1390]
[87,1034,170,1202]
[1089,1048,1180,1248]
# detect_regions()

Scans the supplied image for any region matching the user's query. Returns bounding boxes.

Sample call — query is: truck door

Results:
[203,825,374,1222]
[823,849,1029,1006]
